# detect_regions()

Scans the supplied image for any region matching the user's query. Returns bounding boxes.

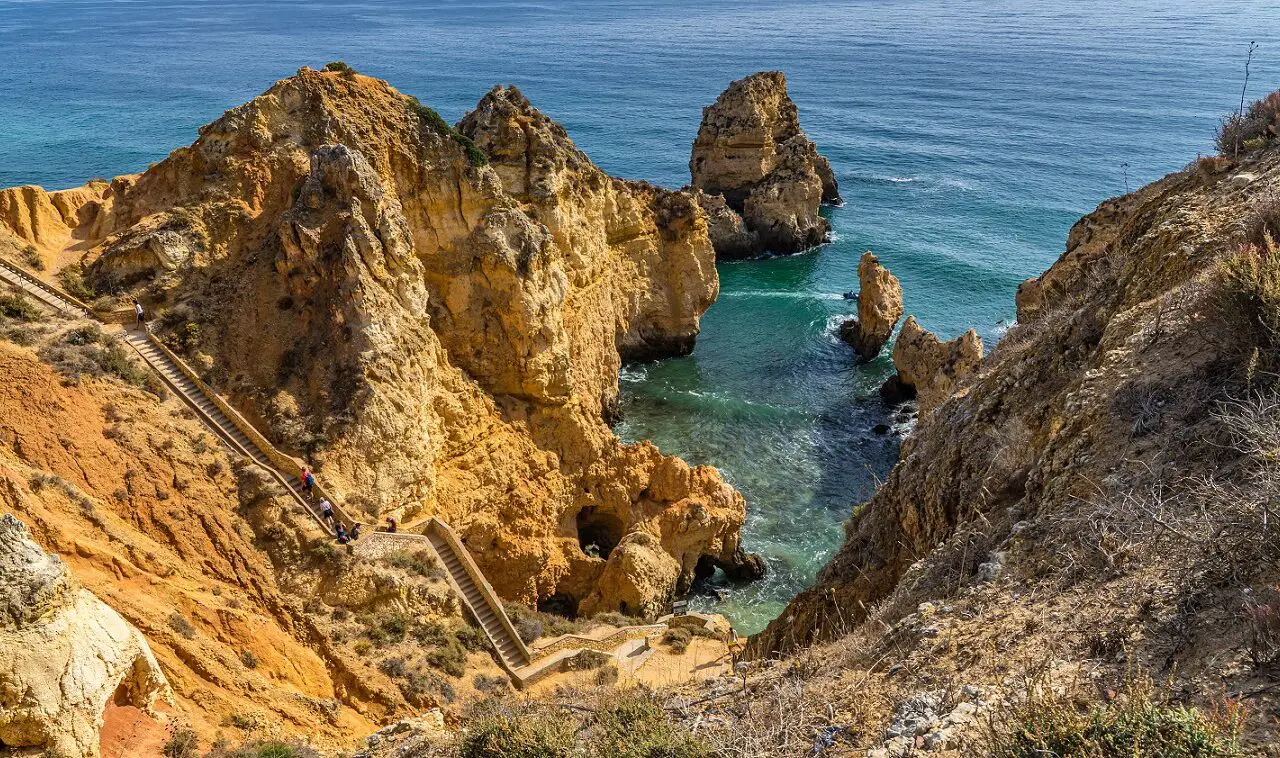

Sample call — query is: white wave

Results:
[619,364,649,382]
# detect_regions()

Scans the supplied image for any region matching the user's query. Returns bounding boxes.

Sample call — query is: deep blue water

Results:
[4,0,1279,632]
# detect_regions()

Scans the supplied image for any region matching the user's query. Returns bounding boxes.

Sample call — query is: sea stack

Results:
[839,251,903,360]
[690,71,841,258]
[881,316,983,415]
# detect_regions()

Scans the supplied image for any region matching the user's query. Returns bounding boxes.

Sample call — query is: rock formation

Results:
[756,139,1280,658]
[839,252,903,360]
[880,317,983,415]
[0,515,172,758]
[690,71,840,258]
[0,69,761,618]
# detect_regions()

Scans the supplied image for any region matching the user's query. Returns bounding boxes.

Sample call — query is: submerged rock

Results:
[839,252,904,360]
[0,515,172,757]
[690,71,840,258]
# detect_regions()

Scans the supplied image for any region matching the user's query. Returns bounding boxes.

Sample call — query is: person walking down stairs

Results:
[133,299,146,329]
[301,467,316,498]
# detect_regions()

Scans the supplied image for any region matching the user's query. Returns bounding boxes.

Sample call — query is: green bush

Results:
[458,708,576,758]
[975,675,1244,758]
[162,727,199,758]
[1217,90,1280,156]
[0,293,42,322]
[21,245,44,271]
[404,95,489,167]
[323,60,356,77]
[662,626,692,654]
[424,637,468,677]
[384,548,445,579]
[593,692,711,758]
[57,264,95,301]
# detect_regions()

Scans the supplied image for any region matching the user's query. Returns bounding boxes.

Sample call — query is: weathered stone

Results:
[690,71,839,257]
[840,252,904,360]
[887,317,983,416]
[0,515,172,758]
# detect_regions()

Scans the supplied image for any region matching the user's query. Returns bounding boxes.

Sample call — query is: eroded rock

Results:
[690,71,840,257]
[885,317,983,416]
[840,252,904,360]
[0,514,172,757]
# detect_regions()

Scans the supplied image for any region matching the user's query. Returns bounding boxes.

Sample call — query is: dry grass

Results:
[1216,90,1280,156]
[967,667,1245,757]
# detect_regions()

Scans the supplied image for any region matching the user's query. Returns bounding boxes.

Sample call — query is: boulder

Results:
[690,71,840,257]
[883,316,983,416]
[0,515,172,757]
[839,252,903,360]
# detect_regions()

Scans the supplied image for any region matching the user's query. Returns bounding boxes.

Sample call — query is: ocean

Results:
[4,0,1278,632]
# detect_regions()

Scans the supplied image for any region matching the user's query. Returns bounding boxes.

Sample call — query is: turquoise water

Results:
[4,0,1280,632]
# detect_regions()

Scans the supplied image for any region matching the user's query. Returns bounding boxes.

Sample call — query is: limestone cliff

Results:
[690,71,840,258]
[839,251,903,361]
[0,515,170,758]
[757,138,1280,664]
[0,69,758,619]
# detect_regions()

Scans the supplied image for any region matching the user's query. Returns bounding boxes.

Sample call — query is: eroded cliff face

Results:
[757,145,1280,656]
[690,71,840,258]
[0,69,756,618]
[0,515,170,758]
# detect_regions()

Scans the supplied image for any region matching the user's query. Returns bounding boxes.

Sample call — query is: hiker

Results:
[301,468,316,496]
[385,516,397,533]
[319,498,334,523]
[335,523,349,544]
[133,299,146,329]
[349,523,362,541]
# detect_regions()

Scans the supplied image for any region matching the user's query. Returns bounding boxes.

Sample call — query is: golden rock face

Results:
[0,69,759,617]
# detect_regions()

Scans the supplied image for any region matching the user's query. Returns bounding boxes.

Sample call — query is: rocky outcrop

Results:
[0,515,171,758]
[695,191,759,260]
[839,252,903,360]
[882,317,983,415]
[7,70,756,619]
[756,140,1280,657]
[690,71,840,258]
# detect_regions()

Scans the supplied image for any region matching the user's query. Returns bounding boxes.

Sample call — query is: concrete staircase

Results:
[0,259,93,318]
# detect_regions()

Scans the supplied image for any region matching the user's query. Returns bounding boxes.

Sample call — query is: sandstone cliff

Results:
[690,71,840,258]
[757,135,1280,679]
[839,251,903,361]
[0,69,759,619]
[0,514,170,758]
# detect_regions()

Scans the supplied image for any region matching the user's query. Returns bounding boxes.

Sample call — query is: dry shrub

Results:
[662,626,693,653]
[969,668,1244,757]
[1216,90,1280,156]
[457,701,576,758]
[1217,239,1280,366]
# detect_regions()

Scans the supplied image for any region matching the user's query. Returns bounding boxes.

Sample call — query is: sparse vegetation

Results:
[473,672,509,694]
[404,95,489,168]
[323,60,356,77]
[662,626,692,653]
[1217,90,1280,157]
[0,293,42,322]
[383,548,446,579]
[20,244,44,271]
[205,740,322,758]
[167,611,196,639]
[459,703,577,758]
[241,650,259,669]
[163,727,199,758]
[972,672,1244,758]
[57,264,95,302]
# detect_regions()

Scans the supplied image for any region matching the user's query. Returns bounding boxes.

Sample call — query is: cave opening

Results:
[538,592,580,619]
[576,506,624,559]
